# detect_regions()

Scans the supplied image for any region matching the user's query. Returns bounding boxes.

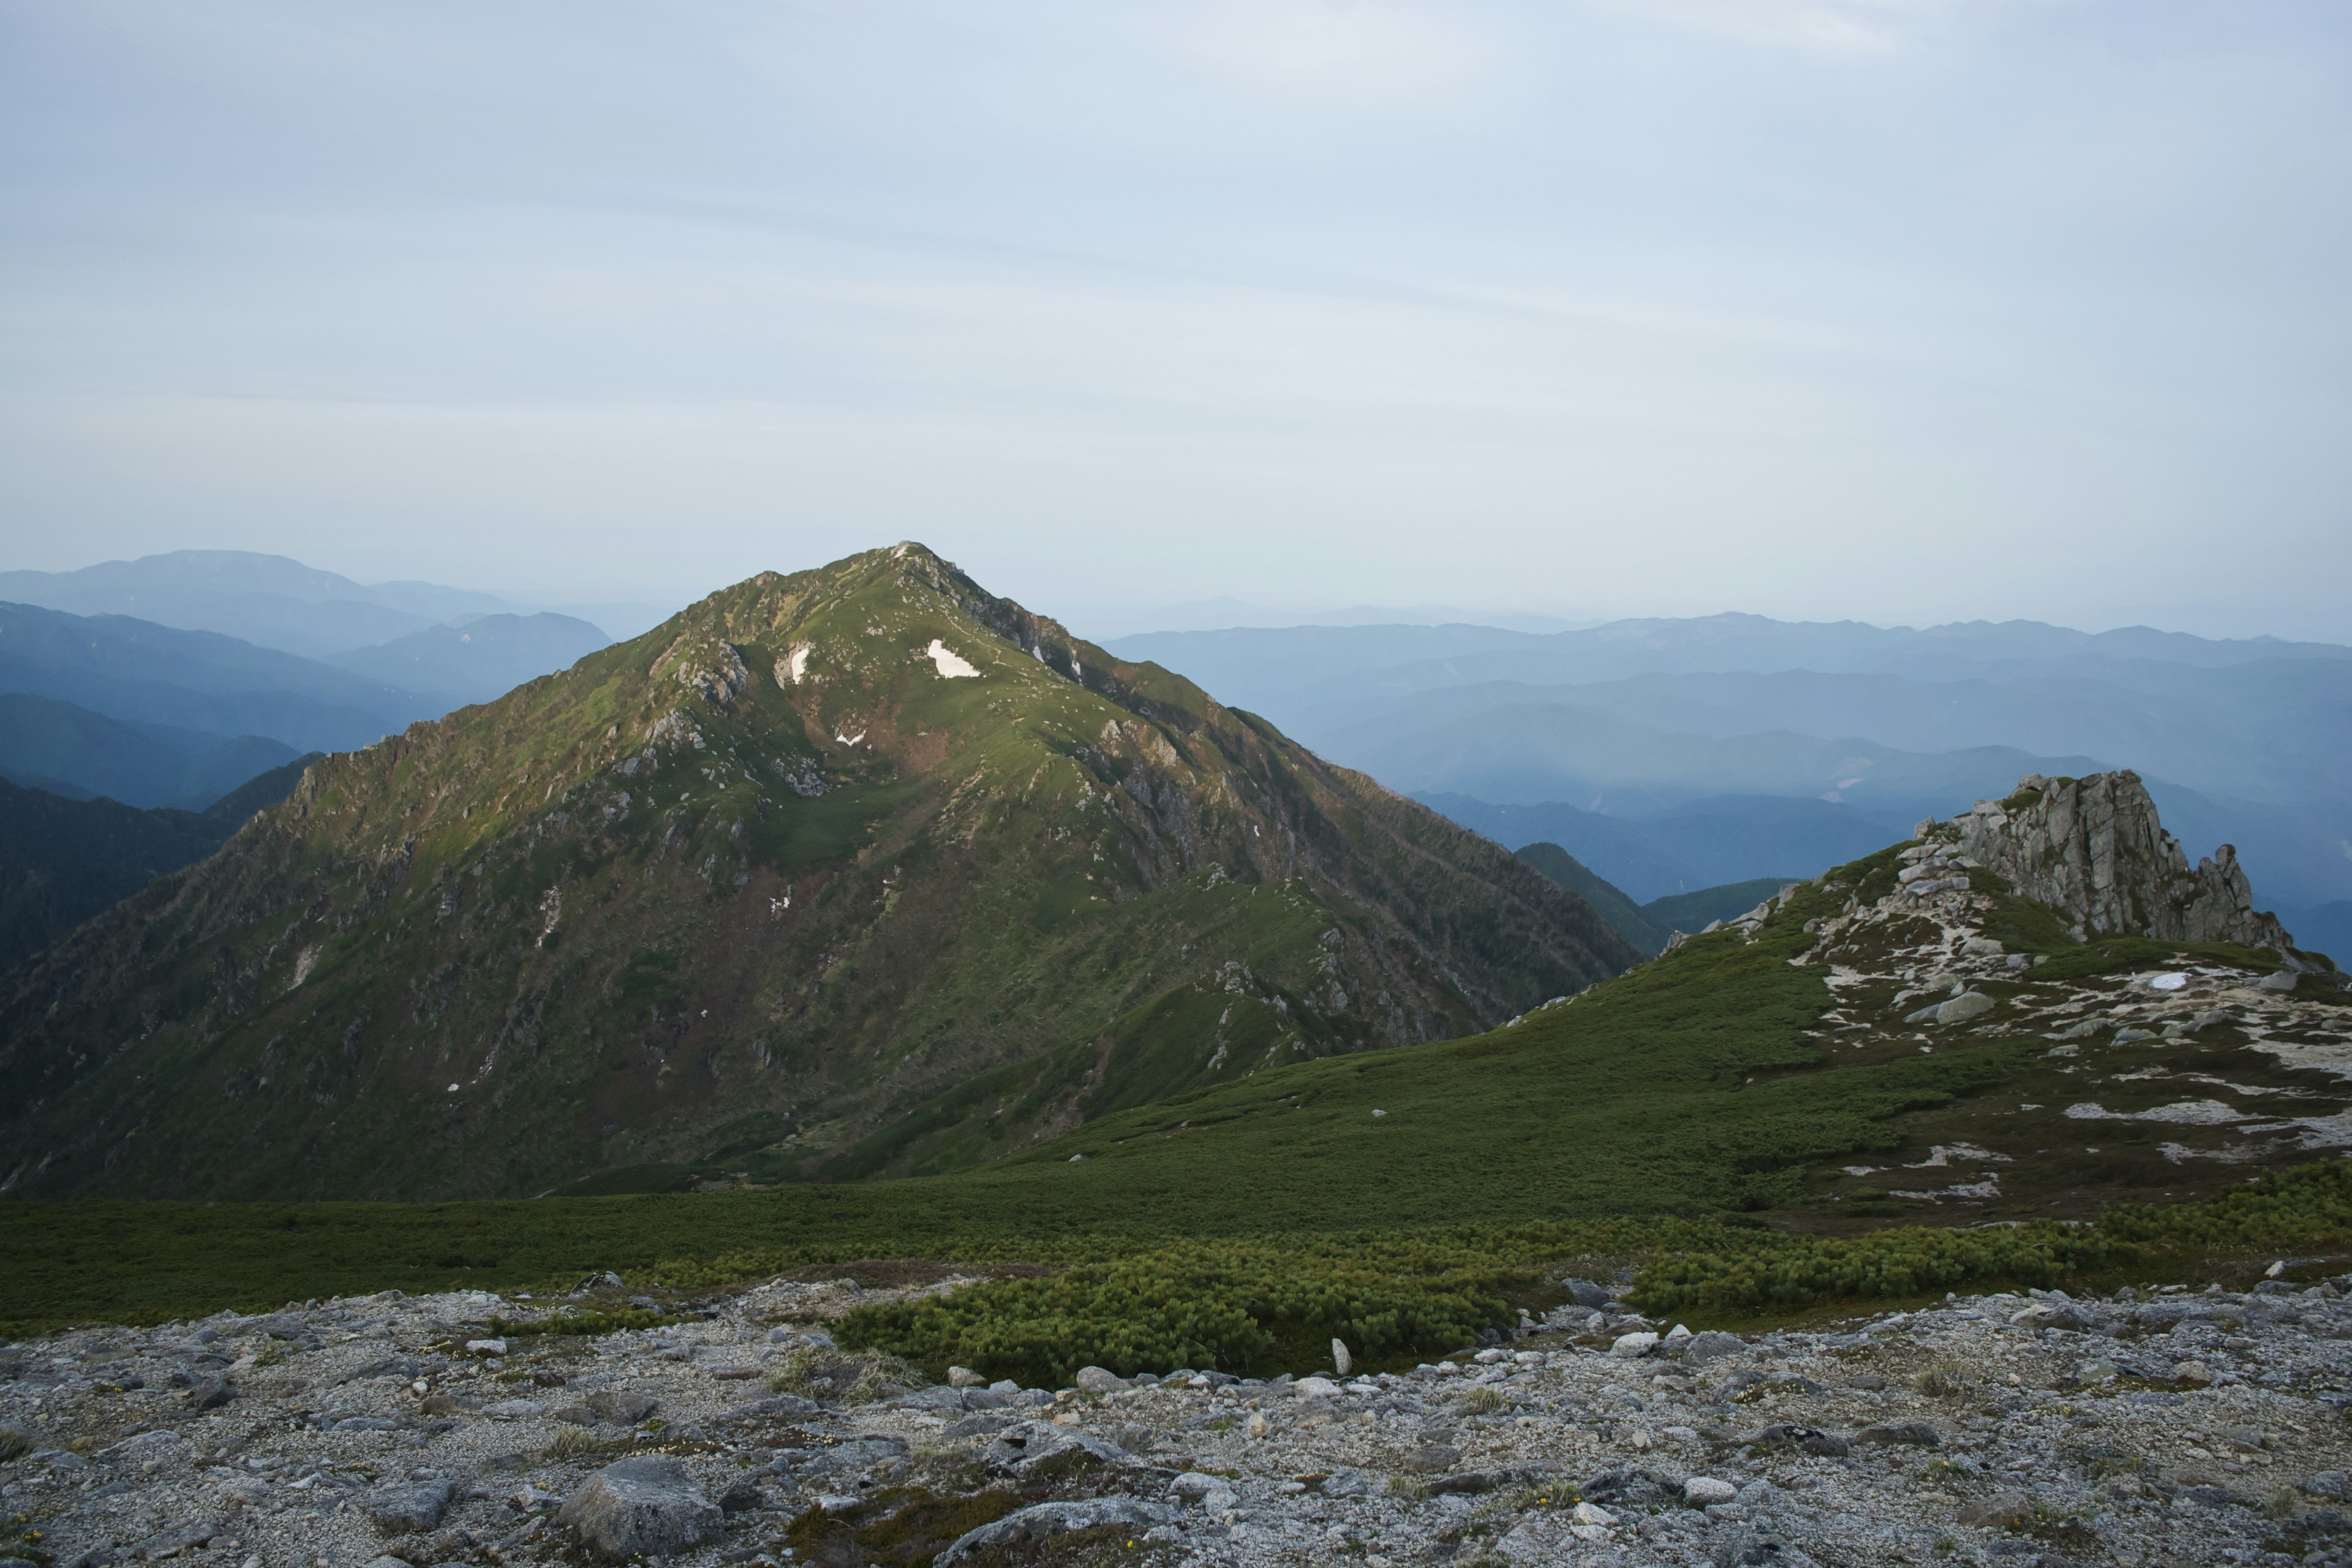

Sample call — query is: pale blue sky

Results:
[1,1,2346,638]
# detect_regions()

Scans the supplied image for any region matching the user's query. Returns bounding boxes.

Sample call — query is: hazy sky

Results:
[2,1,2347,638]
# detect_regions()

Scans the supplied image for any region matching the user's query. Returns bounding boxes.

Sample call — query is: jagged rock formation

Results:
[1953,771,2302,957]
[0,544,1636,1201]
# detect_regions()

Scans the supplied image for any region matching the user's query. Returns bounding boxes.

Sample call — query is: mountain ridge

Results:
[0,545,1635,1201]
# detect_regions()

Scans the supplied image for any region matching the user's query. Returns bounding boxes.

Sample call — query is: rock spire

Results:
[1951,770,2301,958]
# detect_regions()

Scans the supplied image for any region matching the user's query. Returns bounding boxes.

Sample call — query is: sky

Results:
[1,0,2347,639]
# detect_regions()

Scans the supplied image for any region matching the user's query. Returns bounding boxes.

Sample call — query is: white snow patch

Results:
[924,639,979,679]
[781,643,812,684]
[835,730,866,747]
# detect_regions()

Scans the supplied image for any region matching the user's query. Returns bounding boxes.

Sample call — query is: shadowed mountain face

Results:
[0,758,318,976]
[0,545,1635,1201]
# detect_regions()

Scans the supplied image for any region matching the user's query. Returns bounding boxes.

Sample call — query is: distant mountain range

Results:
[1107,615,2352,922]
[0,549,670,655]
[0,595,611,805]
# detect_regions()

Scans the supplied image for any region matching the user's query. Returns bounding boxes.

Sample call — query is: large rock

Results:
[1934,991,1996,1025]
[1561,1277,1615,1310]
[368,1477,455,1533]
[582,1389,659,1425]
[1954,772,2300,954]
[936,1498,1175,1566]
[556,1456,723,1560]
[981,1420,1131,1479]
[1678,1331,1746,1367]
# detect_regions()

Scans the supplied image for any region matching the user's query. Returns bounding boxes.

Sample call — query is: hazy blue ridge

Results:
[0,692,299,810]
[325,612,611,706]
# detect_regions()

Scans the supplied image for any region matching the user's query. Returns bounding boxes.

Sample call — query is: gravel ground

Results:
[9,1271,2352,1568]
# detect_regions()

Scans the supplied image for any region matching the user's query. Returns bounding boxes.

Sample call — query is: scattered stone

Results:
[1611,1331,1659,1359]
[1401,1443,1460,1473]
[1074,1365,1127,1393]
[1685,1476,1738,1505]
[185,1376,234,1410]
[1957,1491,2033,1528]
[1854,1422,1942,1448]
[556,1455,724,1560]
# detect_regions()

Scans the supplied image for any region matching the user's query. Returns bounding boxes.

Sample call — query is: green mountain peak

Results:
[0,545,1637,1199]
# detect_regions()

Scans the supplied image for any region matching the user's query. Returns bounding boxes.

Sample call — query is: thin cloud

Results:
[1158,0,1498,108]
[1589,0,2005,54]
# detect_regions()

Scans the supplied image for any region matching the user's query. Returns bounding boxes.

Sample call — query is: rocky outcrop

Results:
[1952,771,2301,957]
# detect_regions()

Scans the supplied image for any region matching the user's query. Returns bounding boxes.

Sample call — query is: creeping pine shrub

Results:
[2099,1159,2352,1248]
[1624,1223,2134,1314]
[837,1237,1514,1387]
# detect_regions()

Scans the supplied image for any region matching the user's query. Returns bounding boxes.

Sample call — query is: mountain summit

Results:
[0,545,1635,1199]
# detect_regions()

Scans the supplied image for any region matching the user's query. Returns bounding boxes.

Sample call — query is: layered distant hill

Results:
[0,549,669,654]
[1107,616,2352,924]
[0,545,1636,1200]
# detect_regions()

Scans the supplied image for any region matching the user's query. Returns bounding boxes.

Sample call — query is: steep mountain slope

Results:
[327,612,611,705]
[0,545,1635,1201]
[1513,843,1667,954]
[0,692,299,809]
[0,758,318,974]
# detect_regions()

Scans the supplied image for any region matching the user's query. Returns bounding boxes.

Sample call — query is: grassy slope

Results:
[8,835,2347,1346]
[0,862,1939,1325]
[0,546,1633,1202]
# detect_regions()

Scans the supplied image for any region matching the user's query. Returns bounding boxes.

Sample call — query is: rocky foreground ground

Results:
[10,1268,2352,1568]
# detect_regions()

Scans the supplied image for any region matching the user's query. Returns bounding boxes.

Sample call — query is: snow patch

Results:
[924,639,979,679]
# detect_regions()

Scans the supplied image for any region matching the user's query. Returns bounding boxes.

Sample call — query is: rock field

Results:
[10,1267,2352,1568]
